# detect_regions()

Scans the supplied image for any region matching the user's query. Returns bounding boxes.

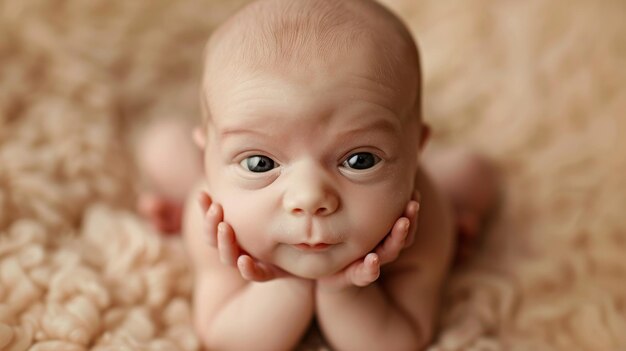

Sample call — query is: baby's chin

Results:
[280,262,342,280]
[273,249,358,280]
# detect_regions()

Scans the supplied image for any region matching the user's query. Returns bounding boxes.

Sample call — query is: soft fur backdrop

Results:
[1,0,625,350]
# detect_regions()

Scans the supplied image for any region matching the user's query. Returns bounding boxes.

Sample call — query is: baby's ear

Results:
[192,126,207,150]
[418,124,431,151]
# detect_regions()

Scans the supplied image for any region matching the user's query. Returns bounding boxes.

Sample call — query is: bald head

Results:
[201,0,422,123]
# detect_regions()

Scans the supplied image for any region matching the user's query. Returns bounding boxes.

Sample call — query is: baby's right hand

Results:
[198,191,290,282]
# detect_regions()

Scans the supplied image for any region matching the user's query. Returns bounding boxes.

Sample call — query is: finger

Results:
[255,261,289,280]
[238,256,282,282]
[376,217,409,265]
[198,191,212,214]
[404,200,420,247]
[237,255,265,281]
[217,222,239,266]
[350,253,380,287]
[204,202,223,247]
[403,200,419,219]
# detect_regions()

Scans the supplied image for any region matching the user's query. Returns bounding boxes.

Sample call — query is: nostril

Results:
[291,207,330,216]
[315,207,328,216]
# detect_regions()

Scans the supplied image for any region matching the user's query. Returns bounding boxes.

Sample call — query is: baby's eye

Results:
[240,155,278,173]
[342,152,381,170]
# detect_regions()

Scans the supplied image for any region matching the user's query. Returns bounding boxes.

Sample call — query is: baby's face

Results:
[201,54,421,279]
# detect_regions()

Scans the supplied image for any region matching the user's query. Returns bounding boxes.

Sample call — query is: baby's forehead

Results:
[205,0,419,86]
[205,68,413,138]
[201,0,421,125]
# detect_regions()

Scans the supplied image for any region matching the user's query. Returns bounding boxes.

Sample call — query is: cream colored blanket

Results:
[1,0,625,350]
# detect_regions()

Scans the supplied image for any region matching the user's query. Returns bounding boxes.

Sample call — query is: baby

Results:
[136,0,498,349]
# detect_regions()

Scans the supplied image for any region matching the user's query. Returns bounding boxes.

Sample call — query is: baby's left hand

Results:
[317,198,420,291]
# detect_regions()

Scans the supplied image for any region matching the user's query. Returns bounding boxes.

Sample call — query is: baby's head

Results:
[195,0,427,278]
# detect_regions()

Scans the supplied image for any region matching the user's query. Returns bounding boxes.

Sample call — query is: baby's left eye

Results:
[240,155,278,173]
[342,152,381,170]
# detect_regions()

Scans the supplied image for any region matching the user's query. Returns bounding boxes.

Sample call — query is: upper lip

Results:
[288,219,341,248]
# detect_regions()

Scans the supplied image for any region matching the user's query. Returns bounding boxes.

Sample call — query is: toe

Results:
[137,193,184,235]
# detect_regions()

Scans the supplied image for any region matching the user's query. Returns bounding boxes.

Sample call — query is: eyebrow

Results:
[218,113,402,142]
[220,127,269,139]
[337,117,400,138]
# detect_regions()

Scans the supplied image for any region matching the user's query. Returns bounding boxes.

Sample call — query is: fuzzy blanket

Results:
[1,0,625,350]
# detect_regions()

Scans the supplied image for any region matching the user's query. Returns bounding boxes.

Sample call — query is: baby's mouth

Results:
[292,242,332,252]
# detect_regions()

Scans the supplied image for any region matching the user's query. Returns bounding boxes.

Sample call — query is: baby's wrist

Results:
[282,276,315,290]
[315,280,363,295]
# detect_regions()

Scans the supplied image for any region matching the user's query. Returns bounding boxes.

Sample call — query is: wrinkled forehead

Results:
[209,38,415,92]
[203,39,420,122]
[201,0,421,123]
[204,48,418,129]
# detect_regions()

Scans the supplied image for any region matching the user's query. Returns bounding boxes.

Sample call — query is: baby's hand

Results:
[317,198,420,291]
[198,191,290,282]
[376,198,420,263]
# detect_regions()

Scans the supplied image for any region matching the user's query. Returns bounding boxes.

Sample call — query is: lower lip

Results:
[293,243,331,251]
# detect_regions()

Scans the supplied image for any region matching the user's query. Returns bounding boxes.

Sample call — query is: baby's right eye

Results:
[240,155,278,173]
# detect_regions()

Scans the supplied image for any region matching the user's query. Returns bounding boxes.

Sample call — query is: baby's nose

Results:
[283,191,338,216]
[282,163,339,216]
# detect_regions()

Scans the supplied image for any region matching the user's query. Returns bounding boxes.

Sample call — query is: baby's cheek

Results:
[350,189,408,249]
[216,193,274,258]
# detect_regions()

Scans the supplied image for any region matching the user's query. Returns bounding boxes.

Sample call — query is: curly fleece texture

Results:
[0,0,625,350]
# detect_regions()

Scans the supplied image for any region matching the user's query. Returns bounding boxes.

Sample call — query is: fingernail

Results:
[209,204,218,216]
[402,218,410,231]
[368,253,379,265]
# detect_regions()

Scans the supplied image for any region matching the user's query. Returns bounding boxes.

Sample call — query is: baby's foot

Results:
[137,193,184,235]
[425,149,501,263]
[134,117,204,235]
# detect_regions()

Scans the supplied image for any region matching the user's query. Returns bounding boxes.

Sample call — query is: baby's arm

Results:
[316,173,454,351]
[183,185,314,351]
